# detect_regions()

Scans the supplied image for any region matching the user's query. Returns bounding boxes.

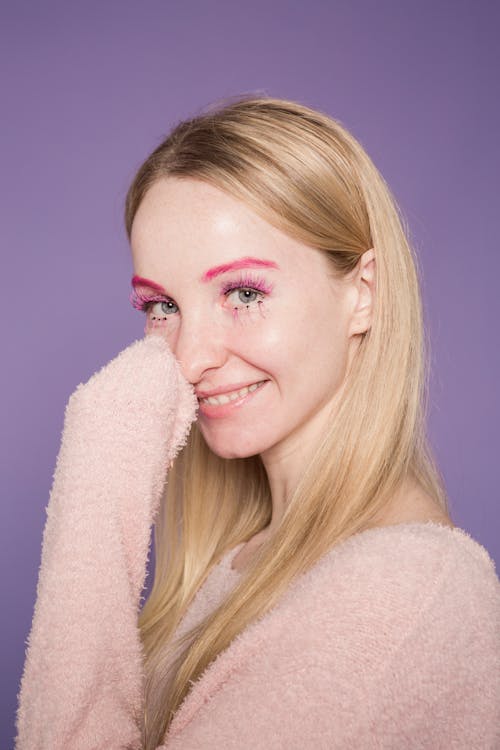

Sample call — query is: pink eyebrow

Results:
[130,258,279,294]
[201,256,279,282]
[131,275,167,294]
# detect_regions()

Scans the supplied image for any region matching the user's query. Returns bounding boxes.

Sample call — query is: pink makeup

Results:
[201,256,279,282]
[131,275,166,293]
[129,270,274,323]
[129,275,168,311]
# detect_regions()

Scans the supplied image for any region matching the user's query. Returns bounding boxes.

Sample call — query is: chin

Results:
[200,433,268,461]
[206,443,261,460]
[199,423,283,461]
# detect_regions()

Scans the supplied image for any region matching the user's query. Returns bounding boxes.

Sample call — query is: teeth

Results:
[201,381,265,406]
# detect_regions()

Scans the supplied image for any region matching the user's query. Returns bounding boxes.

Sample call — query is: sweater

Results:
[15,335,500,749]
[163,525,500,749]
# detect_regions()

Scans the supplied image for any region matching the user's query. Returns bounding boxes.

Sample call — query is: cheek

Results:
[262,304,348,384]
[144,314,176,340]
[143,304,292,359]
[257,309,309,358]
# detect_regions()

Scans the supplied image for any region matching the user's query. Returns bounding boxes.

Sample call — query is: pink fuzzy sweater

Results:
[15,336,500,749]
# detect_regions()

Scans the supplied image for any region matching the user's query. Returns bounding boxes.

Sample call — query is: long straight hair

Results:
[124,94,450,748]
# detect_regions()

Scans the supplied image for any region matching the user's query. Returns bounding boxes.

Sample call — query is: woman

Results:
[16,95,500,749]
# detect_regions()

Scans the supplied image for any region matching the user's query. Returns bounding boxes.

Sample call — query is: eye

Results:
[129,272,273,324]
[225,287,262,306]
[146,299,179,317]
[221,273,273,315]
[129,288,178,317]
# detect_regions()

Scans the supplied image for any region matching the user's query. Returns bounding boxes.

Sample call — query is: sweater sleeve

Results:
[161,527,500,749]
[15,335,198,750]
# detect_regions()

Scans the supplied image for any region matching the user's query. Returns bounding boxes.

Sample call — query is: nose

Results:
[173,312,228,385]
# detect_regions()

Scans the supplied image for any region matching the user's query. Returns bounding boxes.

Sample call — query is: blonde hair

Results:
[124,94,450,748]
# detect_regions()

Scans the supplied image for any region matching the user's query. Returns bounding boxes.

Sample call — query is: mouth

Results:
[197,380,268,417]
[198,380,267,405]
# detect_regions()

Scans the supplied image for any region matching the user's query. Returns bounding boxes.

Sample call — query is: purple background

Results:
[2,1,499,745]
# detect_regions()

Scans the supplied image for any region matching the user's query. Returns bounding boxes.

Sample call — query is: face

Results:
[130,177,369,464]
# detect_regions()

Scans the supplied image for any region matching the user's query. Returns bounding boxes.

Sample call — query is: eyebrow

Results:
[201,256,279,282]
[131,275,167,294]
[131,257,279,293]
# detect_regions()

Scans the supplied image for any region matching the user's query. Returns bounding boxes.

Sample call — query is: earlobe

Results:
[349,247,376,336]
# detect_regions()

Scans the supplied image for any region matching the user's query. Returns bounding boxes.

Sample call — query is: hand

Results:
[62,333,199,482]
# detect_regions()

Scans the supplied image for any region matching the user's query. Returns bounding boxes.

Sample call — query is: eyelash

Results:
[129,273,273,321]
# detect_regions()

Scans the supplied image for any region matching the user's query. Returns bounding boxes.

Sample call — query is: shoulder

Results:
[297,521,499,607]
[263,522,500,673]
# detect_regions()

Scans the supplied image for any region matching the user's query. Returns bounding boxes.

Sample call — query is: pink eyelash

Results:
[129,273,273,315]
[221,273,273,296]
[129,289,169,312]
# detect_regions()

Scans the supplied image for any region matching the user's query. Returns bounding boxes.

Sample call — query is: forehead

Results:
[131,177,280,253]
[130,177,337,286]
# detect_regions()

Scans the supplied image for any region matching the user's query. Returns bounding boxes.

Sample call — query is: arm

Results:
[15,334,198,750]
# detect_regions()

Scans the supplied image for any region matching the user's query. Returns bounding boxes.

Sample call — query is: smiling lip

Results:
[196,380,268,399]
[197,380,268,418]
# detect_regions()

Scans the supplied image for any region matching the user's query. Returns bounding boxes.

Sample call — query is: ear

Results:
[348,247,376,337]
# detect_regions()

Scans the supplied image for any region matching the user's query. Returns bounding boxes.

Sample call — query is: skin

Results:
[130,177,453,572]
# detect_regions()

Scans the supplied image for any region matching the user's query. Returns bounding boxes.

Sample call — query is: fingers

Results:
[65,335,198,448]
[70,335,178,405]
